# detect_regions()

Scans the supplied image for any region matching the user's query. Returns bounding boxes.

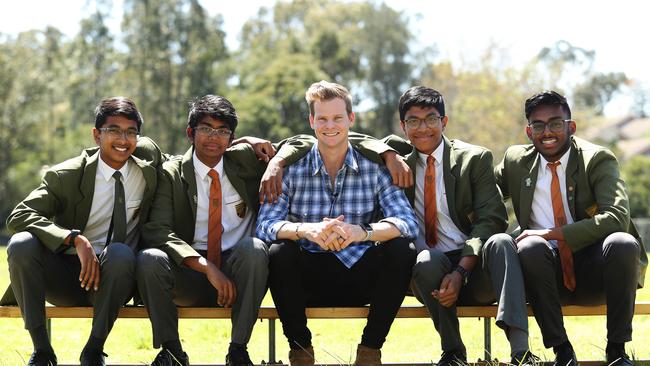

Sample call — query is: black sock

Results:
[229,342,246,352]
[29,326,53,353]
[162,339,184,357]
[553,341,573,354]
[83,335,106,352]
[606,341,625,354]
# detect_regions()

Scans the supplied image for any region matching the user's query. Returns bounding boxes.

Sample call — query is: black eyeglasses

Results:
[404,115,443,129]
[528,118,571,134]
[194,126,232,137]
[99,127,139,140]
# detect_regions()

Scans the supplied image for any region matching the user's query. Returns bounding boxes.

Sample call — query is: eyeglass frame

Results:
[193,125,233,137]
[98,127,140,140]
[528,118,572,134]
[403,115,444,129]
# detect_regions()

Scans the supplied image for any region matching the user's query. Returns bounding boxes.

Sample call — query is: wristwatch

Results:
[454,265,470,286]
[360,223,373,242]
[68,229,81,247]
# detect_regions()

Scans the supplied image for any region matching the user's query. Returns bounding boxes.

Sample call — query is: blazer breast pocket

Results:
[223,194,246,228]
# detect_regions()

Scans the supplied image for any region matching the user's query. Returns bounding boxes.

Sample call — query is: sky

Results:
[1,0,648,116]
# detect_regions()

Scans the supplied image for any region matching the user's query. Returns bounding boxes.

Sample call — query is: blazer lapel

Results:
[131,154,156,195]
[442,137,460,227]
[565,141,579,221]
[518,152,539,230]
[403,147,418,206]
[75,149,99,231]
[223,152,254,211]
[181,148,198,221]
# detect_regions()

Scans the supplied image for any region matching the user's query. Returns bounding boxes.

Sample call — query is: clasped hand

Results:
[300,215,367,251]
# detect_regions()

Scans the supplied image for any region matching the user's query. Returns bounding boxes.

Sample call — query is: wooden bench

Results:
[1,303,649,365]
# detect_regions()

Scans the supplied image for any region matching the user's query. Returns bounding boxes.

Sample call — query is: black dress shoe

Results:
[437,349,468,366]
[554,343,577,366]
[150,348,190,366]
[226,346,254,366]
[606,348,633,366]
[79,348,107,366]
[511,350,540,366]
[27,350,57,366]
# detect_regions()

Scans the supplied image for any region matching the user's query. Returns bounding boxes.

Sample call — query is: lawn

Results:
[0,245,648,365]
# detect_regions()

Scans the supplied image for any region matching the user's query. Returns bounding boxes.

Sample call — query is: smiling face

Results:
[400,105,447,155]
[93,115,138,170]
[526,104,576,162]
[187,115,232,167]
[309,98,354,152]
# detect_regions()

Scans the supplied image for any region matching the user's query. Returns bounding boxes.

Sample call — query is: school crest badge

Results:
[235,202,247,218]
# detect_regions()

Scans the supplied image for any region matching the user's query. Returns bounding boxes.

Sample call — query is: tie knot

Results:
[208,169,219,180]
[547,161,561,172]
[112,171,122,181]
[427,155,435,166]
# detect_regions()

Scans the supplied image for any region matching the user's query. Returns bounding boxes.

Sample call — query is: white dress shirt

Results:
[191,152,254,252]
[529,149,574,248]
[413,141,468,253]
[82,156,145,254]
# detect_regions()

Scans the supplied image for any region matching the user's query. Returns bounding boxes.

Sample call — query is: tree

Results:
[234,0,414,138]
[68,1,116,129]
[121,0,229,154]
[418,47,545,161]
[622,156,650,218]
[574,72,628,115]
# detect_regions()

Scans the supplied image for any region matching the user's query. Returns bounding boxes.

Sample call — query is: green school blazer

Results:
[380,134,508,257]
[2,137,165,305]
[495,136,647,288]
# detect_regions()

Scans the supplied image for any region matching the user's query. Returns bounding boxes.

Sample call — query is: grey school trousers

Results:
[517,232,640,348]
[7,231,135,340]
[411,233,528,354]
[136,237,268,348]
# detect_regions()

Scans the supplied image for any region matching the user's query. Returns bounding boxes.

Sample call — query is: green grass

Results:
[0,246,649,365]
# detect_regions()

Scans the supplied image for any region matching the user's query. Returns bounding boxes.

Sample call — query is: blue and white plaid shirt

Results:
[256,143,418,268]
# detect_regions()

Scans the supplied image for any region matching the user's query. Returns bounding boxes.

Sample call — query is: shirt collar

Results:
[309,142,358,176]
[417,139,444,167]
[193,151,224,180]
[97,156,130,182]
[539,148,571,173]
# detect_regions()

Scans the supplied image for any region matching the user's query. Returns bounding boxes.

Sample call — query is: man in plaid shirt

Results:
[256,81,418,366]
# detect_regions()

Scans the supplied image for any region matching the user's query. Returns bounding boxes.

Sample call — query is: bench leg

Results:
[47,318,51,341]
[483,317,491,362]
[268,318,277,364]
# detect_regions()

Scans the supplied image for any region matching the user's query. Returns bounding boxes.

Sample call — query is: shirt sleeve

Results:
[375,165,419,239]
[255,172,292,242]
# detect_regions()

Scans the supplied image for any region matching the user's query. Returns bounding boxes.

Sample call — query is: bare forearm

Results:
[458,255,478,272]
[277,222,301,241]
[367,222,402,242]
[182,256,209,274]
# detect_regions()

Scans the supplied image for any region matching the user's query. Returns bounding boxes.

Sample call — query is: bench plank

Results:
[1,302,650,319]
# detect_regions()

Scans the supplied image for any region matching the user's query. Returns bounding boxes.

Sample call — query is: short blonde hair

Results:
[305,80,353,116]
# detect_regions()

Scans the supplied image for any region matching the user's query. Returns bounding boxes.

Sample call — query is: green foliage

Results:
[0,0,642,228]
[574,72,628,114]
[622,156,650,217]
[419,53,542,161]
[233,0,413,138]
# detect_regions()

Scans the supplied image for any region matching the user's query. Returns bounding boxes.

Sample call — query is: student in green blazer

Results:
[137,95,328,366]
[495,90,647,366]
[379,86,534,365]
[5,97,164,366]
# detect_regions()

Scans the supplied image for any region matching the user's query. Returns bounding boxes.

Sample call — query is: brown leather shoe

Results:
[353,344,382,366]
[288,345,315,366]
